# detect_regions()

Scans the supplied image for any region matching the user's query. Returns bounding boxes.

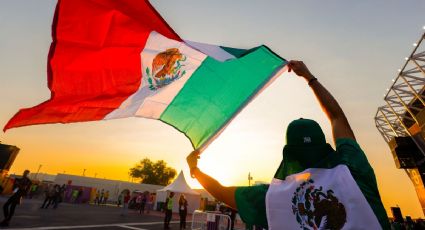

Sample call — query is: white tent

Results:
[155,171,200,213]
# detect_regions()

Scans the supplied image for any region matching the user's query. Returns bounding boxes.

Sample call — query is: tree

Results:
[129,158,177,186]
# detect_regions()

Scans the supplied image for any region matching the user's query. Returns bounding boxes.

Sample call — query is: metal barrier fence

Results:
[191,210,232,230]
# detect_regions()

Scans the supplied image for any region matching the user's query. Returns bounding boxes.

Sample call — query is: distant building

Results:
[0,143,20,195]
[28,173,56,182]
[54,174,164,201]
[26,173,164,202]
[253,181,268,185]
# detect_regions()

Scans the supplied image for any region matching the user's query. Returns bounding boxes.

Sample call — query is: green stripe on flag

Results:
[160,46,285,149]
[220,46,248,58]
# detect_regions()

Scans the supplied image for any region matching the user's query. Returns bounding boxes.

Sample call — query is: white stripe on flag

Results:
[184,40,235,62]
[105,31,207,120]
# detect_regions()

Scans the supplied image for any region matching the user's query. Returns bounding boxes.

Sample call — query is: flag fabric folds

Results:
[4,0,286,150]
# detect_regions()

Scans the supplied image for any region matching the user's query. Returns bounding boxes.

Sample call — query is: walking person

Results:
[71,189,79,203]
[76,187,84,203]
[94,190,100,205]
[54,184,66,209]
[178,194,188,230]
[146,193,154,214]
[28,184,38,199]
[186,60,390,229]
[135,193,142,213]
[120,190,130,216]
[40,184,54,209]
[103,190,109,205]
[163,192,174,229]
[0,170,32,227]
[140,194,147,214]
[117,192,123,207]
[99,189,104,205]
[51,184,61,209]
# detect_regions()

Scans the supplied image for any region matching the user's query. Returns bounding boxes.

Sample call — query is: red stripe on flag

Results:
[4,0,180,131]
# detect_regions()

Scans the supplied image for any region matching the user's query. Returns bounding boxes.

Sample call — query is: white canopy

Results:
[155,171,200,213]
[158,171,200,195]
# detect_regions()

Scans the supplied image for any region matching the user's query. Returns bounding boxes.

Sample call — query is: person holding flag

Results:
[187,60,390,229]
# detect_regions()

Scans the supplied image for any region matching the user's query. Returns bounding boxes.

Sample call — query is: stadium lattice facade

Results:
[375,30,425,215]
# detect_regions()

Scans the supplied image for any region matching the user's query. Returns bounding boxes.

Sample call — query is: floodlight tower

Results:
[375,29,425,215]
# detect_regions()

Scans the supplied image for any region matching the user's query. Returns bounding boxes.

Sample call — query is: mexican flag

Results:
[4,0,286,150]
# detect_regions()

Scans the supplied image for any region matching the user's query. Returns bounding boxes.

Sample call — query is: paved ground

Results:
[0,197,186,230]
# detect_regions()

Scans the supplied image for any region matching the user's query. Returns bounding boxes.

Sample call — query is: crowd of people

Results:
[390,218,425,230]
[1,169,424,229]
[40,184,66,209]
[118,190,155,215]
[93,189,109,205]
[132,192,153,214]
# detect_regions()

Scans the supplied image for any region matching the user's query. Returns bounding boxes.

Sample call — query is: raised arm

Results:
[287,60,355,143]
[187,150,237,209]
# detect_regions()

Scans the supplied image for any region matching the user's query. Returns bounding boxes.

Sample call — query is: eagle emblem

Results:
[291,179,346,229]
[145,48,187,90]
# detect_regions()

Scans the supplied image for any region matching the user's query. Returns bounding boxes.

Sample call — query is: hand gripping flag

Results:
[4,0,287,150]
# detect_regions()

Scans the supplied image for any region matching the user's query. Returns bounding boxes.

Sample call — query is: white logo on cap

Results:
[303,137,312,143]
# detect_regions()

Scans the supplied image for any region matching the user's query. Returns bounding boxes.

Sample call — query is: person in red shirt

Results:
[120,190,131,216]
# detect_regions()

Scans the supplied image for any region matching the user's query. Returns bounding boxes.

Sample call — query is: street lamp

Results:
[248,172,253,186]
[35,164,42,180]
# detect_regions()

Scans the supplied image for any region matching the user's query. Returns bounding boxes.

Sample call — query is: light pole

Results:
[248,172,253,186]
[35,164,42,180]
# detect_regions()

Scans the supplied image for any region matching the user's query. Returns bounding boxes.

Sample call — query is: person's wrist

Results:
[308,77,318,86]
[190,166,199,178]
[303,73,315,81]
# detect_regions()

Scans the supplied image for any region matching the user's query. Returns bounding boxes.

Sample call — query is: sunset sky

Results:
[1,0,425,218]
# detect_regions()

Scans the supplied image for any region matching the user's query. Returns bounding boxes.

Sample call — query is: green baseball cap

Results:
[285,118,326,146]
[274,118,335,180]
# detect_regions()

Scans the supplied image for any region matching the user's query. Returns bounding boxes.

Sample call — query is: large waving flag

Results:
[4,0,286,150]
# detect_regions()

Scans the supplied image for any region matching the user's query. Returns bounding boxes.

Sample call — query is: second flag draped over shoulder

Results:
[4,0,287,150]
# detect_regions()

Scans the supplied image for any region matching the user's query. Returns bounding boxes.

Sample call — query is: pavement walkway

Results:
[0,197,184,230]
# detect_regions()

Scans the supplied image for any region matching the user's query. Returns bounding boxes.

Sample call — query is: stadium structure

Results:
[0,142,19,173]
[375,28,425,215]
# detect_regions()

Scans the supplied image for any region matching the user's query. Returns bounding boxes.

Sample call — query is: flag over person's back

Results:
[4,0,287,150]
